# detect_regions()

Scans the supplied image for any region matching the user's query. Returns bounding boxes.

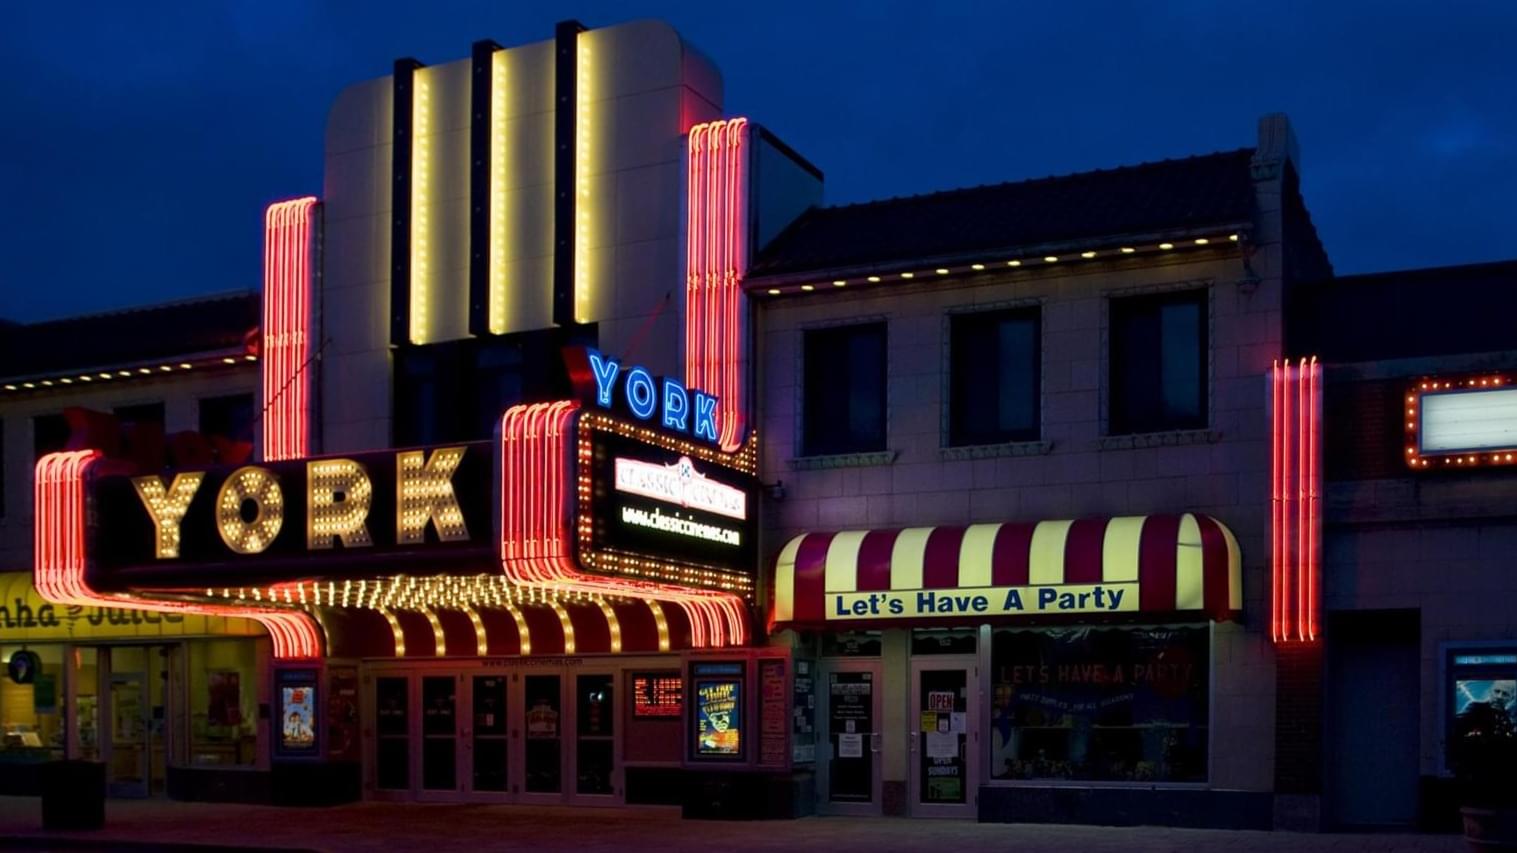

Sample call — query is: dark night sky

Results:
[3,1,1514,322]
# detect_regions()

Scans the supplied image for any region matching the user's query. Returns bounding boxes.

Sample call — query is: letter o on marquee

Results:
[216,466,284,554]
[625,367,657,420]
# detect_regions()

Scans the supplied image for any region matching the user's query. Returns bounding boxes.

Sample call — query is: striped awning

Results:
[772,514,1241,628]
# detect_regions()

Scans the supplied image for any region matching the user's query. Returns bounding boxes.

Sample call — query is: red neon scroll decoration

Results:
[1270,358,1321,644]
[498,401,747,647]
[685,119,749,452]
[33,451,321,659]
[262,197,319,462]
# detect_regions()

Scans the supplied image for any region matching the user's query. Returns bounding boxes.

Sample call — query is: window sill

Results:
[788,450,898,471]
[1098,428,1219,450]
[939,440,1052,461]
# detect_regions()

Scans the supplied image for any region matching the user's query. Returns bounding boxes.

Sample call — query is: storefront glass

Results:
[989,625,1209,783]
[187,639,257,766]
[1,644,65,760]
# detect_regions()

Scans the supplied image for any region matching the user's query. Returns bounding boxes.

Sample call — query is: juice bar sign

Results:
[90,443,493,583]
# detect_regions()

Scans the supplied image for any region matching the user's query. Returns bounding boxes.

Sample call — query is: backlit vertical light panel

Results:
[488,49,510,333]
[685,118,750,452]
[1270,358,1321,644]
[262,197,318,461]
[410,66,433,344]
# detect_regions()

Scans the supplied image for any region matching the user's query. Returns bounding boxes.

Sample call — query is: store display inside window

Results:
[989,625,1209,783]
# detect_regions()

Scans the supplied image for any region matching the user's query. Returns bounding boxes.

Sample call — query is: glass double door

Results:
[371,668,618,804]
[816,657,979,818]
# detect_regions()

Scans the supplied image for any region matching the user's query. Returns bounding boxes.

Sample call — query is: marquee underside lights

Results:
[34,451,320,660]
[262,197,318,461]
[1406,374,1517,469]
[751,231,1245,296]
[685,118,750,452]
[1270,358,1321,644]
[500,401,749,648]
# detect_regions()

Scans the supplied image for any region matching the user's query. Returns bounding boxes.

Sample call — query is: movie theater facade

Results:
[32,20,822,808]
[32,18,1341,826]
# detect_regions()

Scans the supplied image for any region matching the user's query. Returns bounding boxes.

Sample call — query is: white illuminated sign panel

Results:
[614,456,747,520]
[1420,388,1517,453]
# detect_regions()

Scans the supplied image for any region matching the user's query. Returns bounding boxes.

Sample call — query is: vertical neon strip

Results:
[409,67,432,344]
[1270,358,1324,645]
[684,118,749,452]
[1269,363,1278,643]
[1308,357,1322,641]
[33,451,321,660]
[488,50,509,334]
[262,197,317,462]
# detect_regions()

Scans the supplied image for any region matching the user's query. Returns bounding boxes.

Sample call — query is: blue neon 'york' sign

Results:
[588,349,720,444]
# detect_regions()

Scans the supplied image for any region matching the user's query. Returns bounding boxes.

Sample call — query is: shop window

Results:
[187,639,258,766]
[989,625,1209,783]
[198,394,254,445]
[803,323,887,456]
[1446,646,1517,774]
[0,645,65,760]
[32,413,69,460]
[948,307,1040,446]
[1109,290,1207,434]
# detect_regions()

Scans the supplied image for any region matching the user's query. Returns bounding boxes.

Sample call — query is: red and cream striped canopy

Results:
[772,514,1241,629]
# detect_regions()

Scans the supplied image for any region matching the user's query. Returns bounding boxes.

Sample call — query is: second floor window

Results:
[1109,289,1208,435]
[948,307,1040,446]
[803,322,886,456]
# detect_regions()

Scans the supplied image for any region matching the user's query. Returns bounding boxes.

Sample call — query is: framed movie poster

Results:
[691,661,744,761]
[275,669,319,757]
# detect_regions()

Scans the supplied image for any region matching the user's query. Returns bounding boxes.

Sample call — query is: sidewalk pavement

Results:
[0,796,1467,852]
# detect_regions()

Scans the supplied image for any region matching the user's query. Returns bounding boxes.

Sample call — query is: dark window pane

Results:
[949,308,1039,445]
[114,402,165,429]
[33,414,70,460]
[199,394,255,444]
[804,323,886,455]
[1110,291,1207,434]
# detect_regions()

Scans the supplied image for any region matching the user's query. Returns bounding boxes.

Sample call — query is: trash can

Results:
[40,760,106,831]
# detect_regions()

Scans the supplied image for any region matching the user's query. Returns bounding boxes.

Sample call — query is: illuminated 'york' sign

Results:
[586,349,721,444]
[88,443,494,587]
